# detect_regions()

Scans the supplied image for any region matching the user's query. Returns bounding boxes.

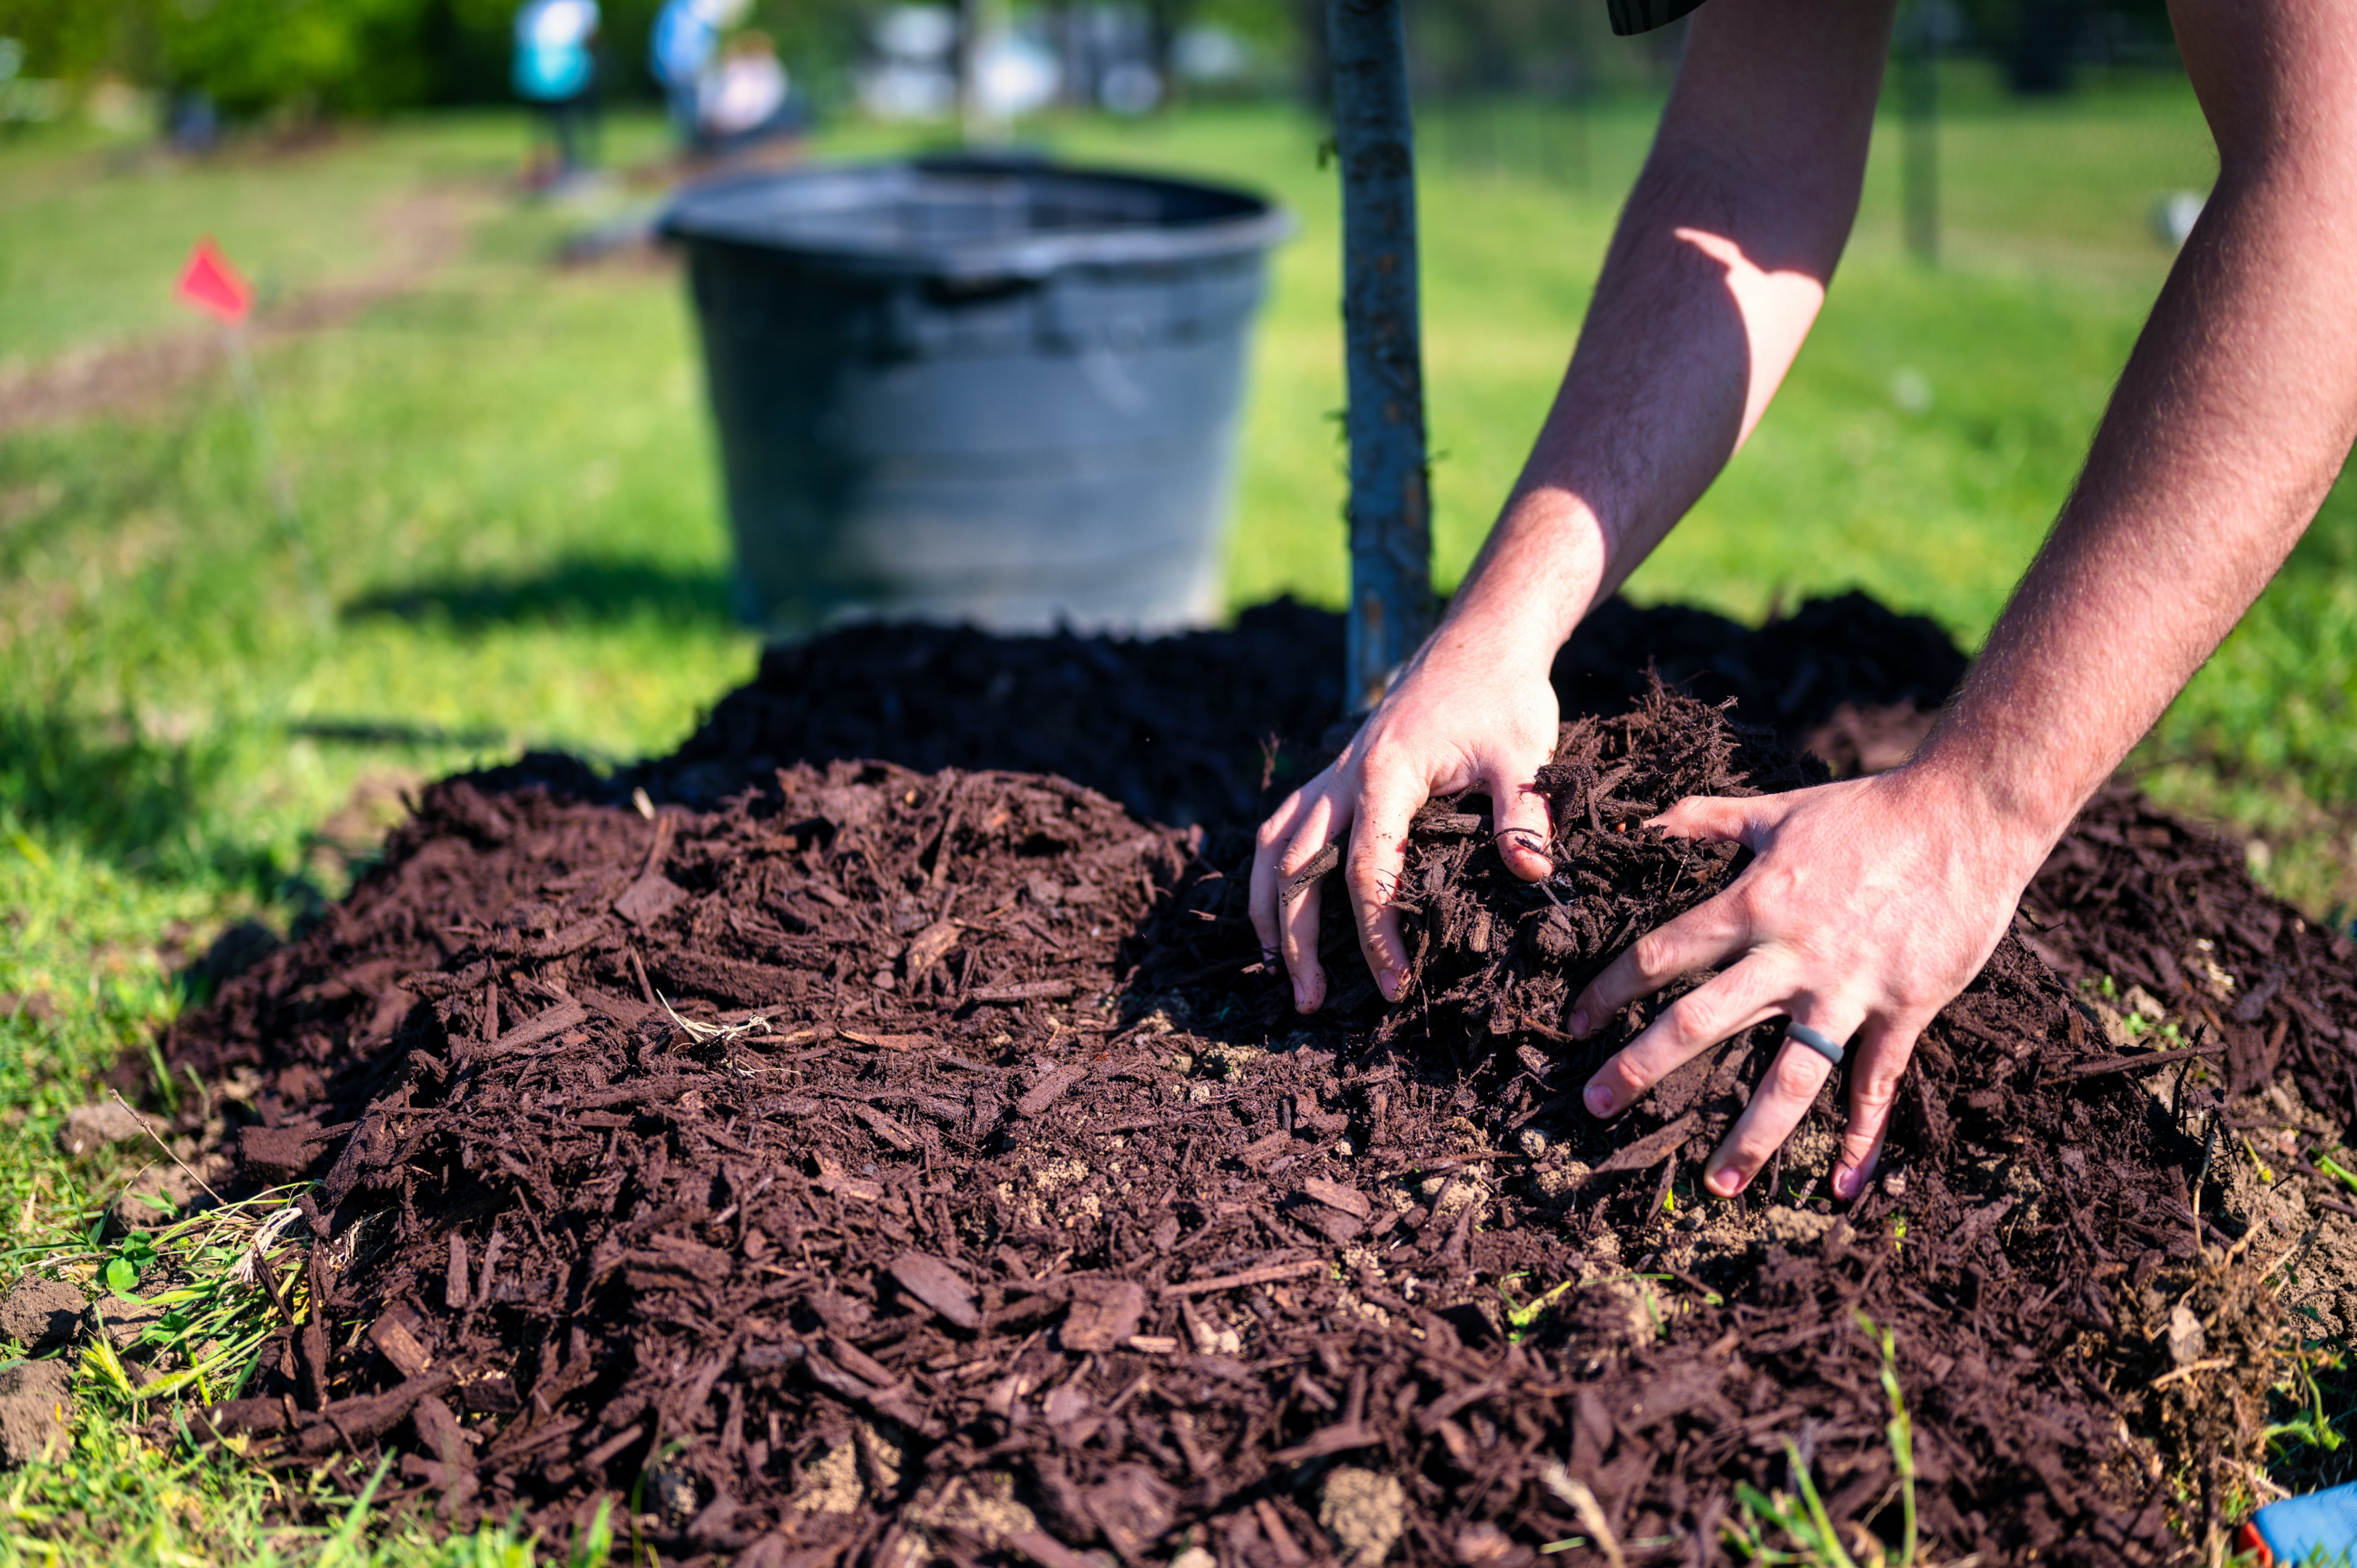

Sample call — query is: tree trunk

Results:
[1329,0,1431,714]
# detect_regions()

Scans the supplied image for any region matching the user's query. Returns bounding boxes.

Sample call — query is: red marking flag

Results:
[176,237,252,325]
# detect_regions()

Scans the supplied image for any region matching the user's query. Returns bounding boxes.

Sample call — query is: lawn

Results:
[1,69,2351,1562]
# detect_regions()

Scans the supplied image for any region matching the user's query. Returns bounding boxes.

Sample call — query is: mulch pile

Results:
[150,596,2356,1568]
[627,592,1965,827]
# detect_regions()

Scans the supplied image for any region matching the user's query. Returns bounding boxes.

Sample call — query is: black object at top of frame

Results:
[1608,0,1707,36]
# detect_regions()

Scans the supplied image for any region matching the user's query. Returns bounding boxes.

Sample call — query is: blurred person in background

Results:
[513,0,601,184]
[651,0,752,149]
[699,30,803,153]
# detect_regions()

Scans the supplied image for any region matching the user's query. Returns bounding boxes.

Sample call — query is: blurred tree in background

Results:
[155,0,449,116]
[0,0,671,116]
[0,0,138,82]
[1947,0,2178,92]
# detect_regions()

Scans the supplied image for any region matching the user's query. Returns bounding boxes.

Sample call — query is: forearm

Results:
[1919,63,2357,857]
[1433,0,1893,671]
[1441,168,1834,666]
[1438,168,1801,668]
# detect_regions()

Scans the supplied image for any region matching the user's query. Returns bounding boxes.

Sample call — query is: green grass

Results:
[0,75,2351,1563]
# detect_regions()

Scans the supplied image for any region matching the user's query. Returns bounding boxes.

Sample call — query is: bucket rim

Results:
[658,152,1294,283]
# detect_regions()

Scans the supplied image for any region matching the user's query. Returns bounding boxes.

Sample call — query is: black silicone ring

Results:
[1786,1022,1846,1066]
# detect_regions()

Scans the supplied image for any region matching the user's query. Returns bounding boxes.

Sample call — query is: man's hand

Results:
[1567,0,2357,1207]
[1249,634,1559,1013]
[1571,762,2050,1202]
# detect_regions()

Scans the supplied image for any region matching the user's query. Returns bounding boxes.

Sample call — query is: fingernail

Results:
[1377,967,1402,1003]
[1831,1163,1858,1201]
[1706,1165,1741,1197]
[1291,978,1308,1010]
[1584,1083,1613,1117]
[1568,1010,1589,1037]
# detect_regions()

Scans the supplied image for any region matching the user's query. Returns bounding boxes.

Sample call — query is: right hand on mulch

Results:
[1250,635,1560,1013]
[1571,764,2051,1204]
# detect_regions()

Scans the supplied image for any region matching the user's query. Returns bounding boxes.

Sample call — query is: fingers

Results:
[1247,791,1307,958]
[1345,767,1424,1004]
[1278,789,1346,1011]
[1568,886,1756,1039]
[1649,793,1776,844]
[1251,785,1348,1013]
[1581,955,1794,1118]
[1831,1017,1916,1201]
[1488,758,1554,882]
[1700,1004,1866,1196]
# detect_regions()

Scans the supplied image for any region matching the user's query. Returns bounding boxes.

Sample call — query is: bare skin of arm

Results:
[1250,0,1897,1006]
[1255,0,2357,1202]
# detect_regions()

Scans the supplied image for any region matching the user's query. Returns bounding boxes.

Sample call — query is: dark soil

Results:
[148,595,2355,1568]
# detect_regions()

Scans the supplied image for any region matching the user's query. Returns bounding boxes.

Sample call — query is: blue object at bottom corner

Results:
[2255,1481,2357,1564]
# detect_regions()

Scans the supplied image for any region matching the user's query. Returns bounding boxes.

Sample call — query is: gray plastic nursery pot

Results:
[663,152,1290,636]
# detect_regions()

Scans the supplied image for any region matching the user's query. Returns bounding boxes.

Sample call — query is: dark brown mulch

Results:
[616,592,1966,828]
[151,587,2355,1568]
[2023,785,2357,1140]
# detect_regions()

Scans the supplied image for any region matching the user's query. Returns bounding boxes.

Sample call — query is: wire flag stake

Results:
[175,237,330,634]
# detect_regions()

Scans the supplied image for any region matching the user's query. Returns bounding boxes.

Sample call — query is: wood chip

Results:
[836,1029,934,1051]
[1578,1111,1701,1183]
[1412,809,1486,837]
[903,919,963,976]
[1017,1064,1088,1119]
[366,1312,433,1378]
[1298,1177,1371,1220]
[531,918,612,958]
[887,1252,980,1331]
[970,979,1077,1005]
[1239,1131,1294,1170]
[811,1157,883,1203]
[1281,842,1340,903]
[1272,1421,1379,1464]
[487,999,587,1055]
[610,873,686,928]
[1163,1259,1326,1298]
[1059,1278,1147,1352]
[848,1103,920,1151]
[1009,1532,1094,1568]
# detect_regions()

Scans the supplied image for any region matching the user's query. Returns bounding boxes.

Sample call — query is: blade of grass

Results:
[317,1450,397,1568]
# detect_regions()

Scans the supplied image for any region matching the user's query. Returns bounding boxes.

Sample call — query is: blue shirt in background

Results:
[651,0,720,90]
[514,0,600,102]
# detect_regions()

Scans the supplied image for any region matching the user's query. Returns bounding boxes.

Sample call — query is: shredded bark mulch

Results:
[627,592,1966,828]
[2024,786,2357,1155]
[148,597,2356,1568]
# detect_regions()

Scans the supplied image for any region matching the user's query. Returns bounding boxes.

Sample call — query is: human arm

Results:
[1248,0,1898,1009]
[1575,0,2357,1201]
